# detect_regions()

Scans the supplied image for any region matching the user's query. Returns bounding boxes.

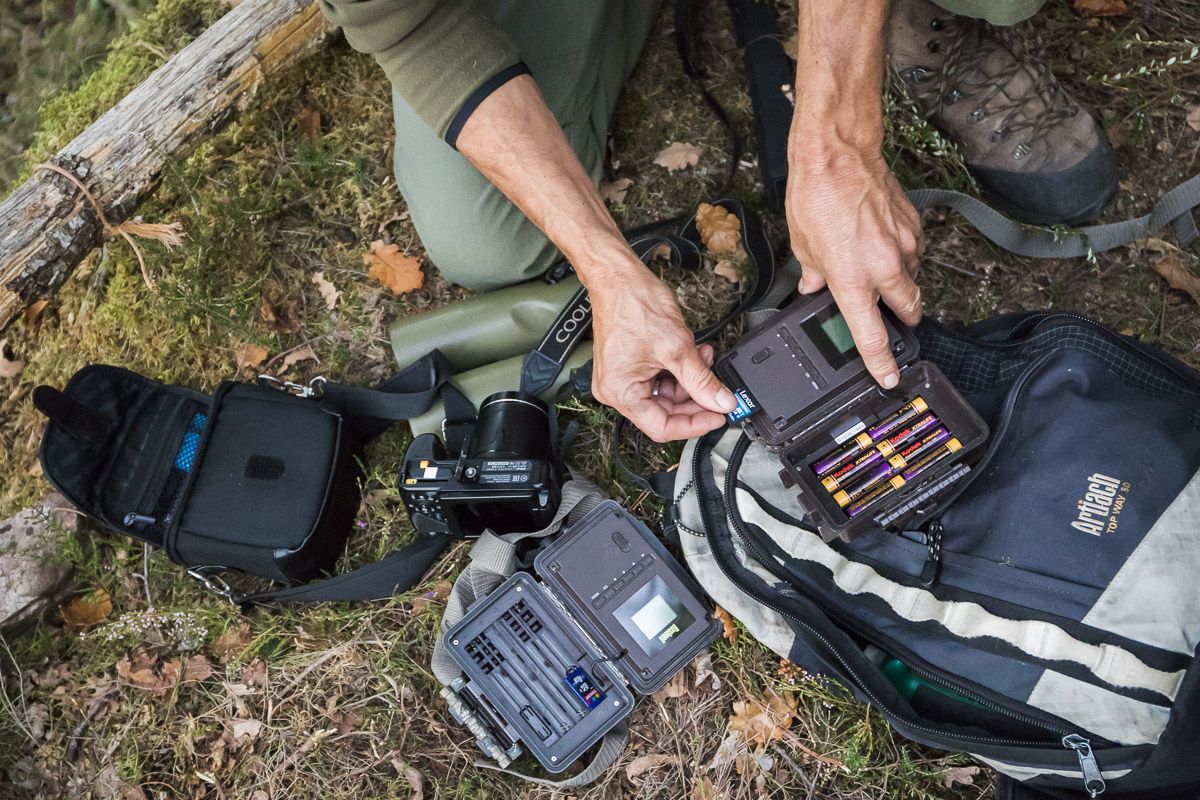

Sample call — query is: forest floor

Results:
[1,0,1199,798]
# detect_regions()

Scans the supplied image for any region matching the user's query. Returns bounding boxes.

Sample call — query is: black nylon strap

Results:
[238,533,454,605]
[520,285,593,396]
[321,349,455,422]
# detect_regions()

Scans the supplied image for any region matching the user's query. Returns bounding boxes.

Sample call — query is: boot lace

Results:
[901,16,1079,160]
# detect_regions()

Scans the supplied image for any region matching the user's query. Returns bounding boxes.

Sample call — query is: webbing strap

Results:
[474,722,629,788]
[906,177,1200,258]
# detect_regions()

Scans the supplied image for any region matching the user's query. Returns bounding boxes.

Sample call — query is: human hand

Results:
[786,144,924,388]
[588,263,736,442]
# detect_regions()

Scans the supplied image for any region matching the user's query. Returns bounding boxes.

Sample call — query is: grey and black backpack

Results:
[671,311,1200,799]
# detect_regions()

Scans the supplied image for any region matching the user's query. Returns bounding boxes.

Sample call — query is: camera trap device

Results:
[440,501,721,773]
[716,288,989,541]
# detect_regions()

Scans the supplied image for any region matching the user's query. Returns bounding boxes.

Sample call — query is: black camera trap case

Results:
[715,290,989,541]
[441,501,720,773]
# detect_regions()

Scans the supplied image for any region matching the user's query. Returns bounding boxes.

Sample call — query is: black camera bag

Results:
[33,352,472,602]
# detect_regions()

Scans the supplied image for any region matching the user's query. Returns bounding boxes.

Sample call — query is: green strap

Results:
[906,175,1200,259]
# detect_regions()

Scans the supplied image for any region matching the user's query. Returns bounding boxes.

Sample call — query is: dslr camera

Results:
[400,391,561,537]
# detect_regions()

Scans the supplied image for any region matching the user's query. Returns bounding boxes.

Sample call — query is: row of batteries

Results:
[809,397,961,518]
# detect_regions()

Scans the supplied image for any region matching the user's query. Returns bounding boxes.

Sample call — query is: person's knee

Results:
[413,204,562,292]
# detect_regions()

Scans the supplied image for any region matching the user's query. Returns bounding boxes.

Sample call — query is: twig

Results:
[262,334,332,372]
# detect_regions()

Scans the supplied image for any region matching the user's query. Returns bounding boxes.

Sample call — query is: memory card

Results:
[726,388,758,424]
[564,665,605,709]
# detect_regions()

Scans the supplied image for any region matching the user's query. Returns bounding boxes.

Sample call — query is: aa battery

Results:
[886,426,949,470]
[846,437,963,518]
[820,448,884,492]
[832,461,902,508]
[874,412,940,458]
[820,420,946,492]
[813,397,932,477]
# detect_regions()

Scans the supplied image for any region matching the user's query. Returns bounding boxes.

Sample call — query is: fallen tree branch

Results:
[0,0,335,331]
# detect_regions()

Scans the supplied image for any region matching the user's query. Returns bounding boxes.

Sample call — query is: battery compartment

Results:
[444,572,635,773]
[781,361,989,541]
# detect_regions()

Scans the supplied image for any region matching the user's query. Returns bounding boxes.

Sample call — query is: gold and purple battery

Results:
[845,436,963,518]
[820,416,943,492]
[813,397,930,477]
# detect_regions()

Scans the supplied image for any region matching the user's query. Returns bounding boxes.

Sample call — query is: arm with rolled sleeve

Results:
[318,0,530,146]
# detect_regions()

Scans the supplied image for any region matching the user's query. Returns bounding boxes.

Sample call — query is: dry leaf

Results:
[311,271,340,311]
[241,659,268,688]
[1187,106,1200,133]
[298,107,322,143]
[234,344,269,373]
[626,754,679,782]
[260,296,301,334]
[727,689,797,747]
[364,240,423,295]
[117,651,212,695]
[229,718,264,741]
[653,141,703,172]
[0,340,23,379]
[1073,0,1128,14]
[692,775,719,800]
[249,792,269,800]
[1152,253,1200,305]
[330,708,363,735]
[24,300,49,332]
[281,345,318,370]
[693,651,721,692]
[713,260,742,284]
[942,765,982,788]
[695,203,744,255]
[392,758,424,800]
[600,177,632,204]
[410,580,453,614]
[211,622,252,661]
[652,670,690,702]
[713,605,737,643]
[61,588,113,628]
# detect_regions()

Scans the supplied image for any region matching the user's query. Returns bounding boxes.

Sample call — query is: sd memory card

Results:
[726,389,758,424]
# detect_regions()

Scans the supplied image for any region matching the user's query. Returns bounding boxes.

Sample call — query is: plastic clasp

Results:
[256,374,326,399]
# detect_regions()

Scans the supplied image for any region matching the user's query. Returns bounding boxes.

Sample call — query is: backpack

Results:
[670,311,1200,799]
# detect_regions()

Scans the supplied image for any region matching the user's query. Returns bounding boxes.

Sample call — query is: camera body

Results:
[400,391,561,537]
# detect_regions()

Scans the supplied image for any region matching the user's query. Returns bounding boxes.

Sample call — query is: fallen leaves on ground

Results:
[1151,252,1200,305]
[311,270,340,311]
[240,659,268,688]
[281,344,319,370]
[391,758,424,800]
[626,753,679,782]
[727,689,797,747]
[24,300,49,332]
[600,177,632,204]
[692,775,719,800]
[693,651,721,692]
[713,259,742,284]
[298,106,322,143]
[713,605,738,642]
[695,202,743,255]
[1074,0,1128,14]
[260,295,302,334]
[116,651,214,695]
[1187,106,1200,133]
[365,240,423,295]
[234,343,269,373]
[654,141,703,172]
[943,765,982,788]
[0,340,23,378]
[228,718,265,742]
[409,580,453,614]
[652,670,690,702]
[211,622,253,661]
[61,588,113,628]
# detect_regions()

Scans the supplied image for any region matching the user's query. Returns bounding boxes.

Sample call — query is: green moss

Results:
[16,0,225,182]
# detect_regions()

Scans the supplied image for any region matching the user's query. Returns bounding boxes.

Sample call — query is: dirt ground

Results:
[1,0,1199,798]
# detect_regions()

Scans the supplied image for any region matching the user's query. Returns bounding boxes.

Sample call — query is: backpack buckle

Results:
[186,566,238,604]
[256,374,326,399]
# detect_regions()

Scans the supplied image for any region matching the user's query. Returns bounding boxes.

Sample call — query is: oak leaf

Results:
[626,753,679,782]
[693,651,721,692]
[311,270,340,311]
[713,259,742,284]
[696,203,744,256]
[600,177,632,204]
[727,689,797,746]
[943,765,982,788]
[713,605,738,642]
[24,300,49,332]
[0,340,23,379]
[211,622,252,661]
[298,107,322,143]
[234,344,269,373]
[652,670,690,702]
[364,240,423,295]
[281,345,318,370]
[228,718,264,741]
[62,588,113,628]
[654,141,703,172]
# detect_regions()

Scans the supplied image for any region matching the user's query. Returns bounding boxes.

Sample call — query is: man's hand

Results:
[787,0,925,389]
[787,145,924,388]
[589,262,736,442]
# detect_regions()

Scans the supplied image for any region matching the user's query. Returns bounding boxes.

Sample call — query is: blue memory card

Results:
[726,389,758,424]
[564,665,605,709]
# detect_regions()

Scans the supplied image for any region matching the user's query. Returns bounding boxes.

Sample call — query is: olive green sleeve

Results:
[318,0,524,142]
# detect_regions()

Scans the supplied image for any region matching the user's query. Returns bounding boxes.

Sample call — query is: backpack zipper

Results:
[1064,733,1107,797]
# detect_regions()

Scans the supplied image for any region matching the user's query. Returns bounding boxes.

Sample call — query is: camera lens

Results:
[470,391,551,461]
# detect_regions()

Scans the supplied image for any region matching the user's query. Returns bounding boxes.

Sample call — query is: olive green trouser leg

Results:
[930,0,1047,26]
[391,0,660,292]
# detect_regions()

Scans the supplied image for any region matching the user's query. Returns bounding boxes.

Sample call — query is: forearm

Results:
[790,0,890,163]
[455,74,636,291]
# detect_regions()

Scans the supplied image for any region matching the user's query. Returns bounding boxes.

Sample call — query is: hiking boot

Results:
[888,0,1117,225]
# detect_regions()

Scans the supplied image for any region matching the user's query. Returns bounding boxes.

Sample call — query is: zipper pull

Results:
[920,519,943,587]
[123,512,157,528]
[1063,734,1106,798]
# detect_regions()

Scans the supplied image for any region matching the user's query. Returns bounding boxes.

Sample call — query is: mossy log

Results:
[0,0,334,331]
